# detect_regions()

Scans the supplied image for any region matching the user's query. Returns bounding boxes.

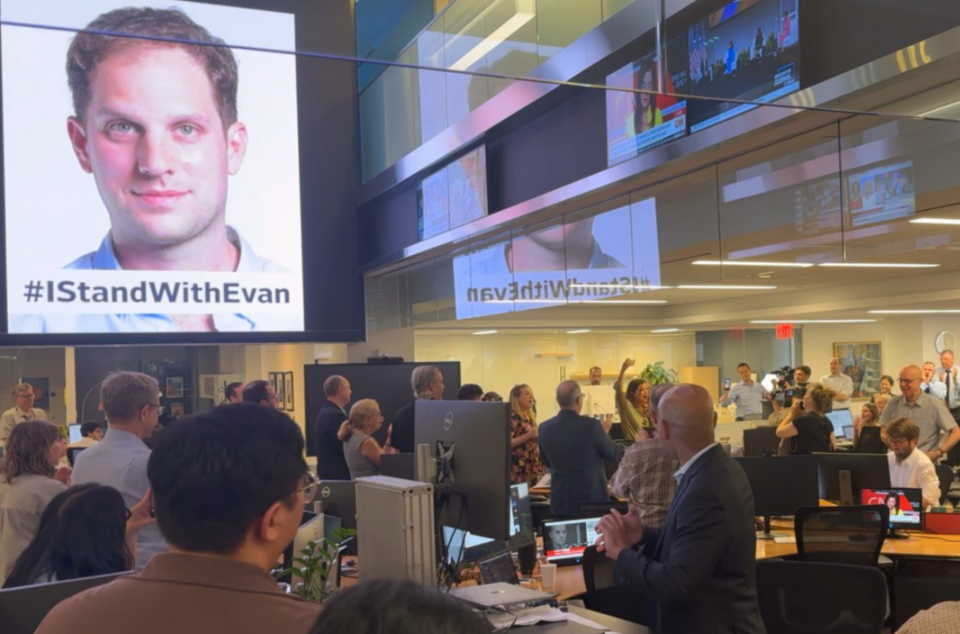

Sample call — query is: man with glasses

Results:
[880,365,960,461]
[886,418,941,508]
[0,383,46,443]
[37,404,321,634]
[73,371,168,568]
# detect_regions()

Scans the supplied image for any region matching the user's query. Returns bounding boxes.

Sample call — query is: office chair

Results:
[581,546,647,625]
[853,427,884,454]
[743,426,780,457]
[935,464,954,506]
[0,571,132,634]
[893,558,960,628]
[794,505,888,567]
[756,560,887,634]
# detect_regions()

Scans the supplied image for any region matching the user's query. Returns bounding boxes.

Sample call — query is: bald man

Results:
[880,364,959,459]
[595,384,765,634]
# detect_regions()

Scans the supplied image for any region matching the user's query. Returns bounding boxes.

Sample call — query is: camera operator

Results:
[775,383,837,454]
[767,366,810,425]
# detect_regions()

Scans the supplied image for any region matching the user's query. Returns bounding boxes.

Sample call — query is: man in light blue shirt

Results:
[73,371,167,569]
[720,362,767,421]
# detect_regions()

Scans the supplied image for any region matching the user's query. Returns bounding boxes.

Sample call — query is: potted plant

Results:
[277,527,356,603]
[639,361,678,385]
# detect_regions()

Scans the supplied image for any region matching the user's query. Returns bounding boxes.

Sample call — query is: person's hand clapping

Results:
[594,506,644,561]
[127,489,157,536]
[54,465,72,487]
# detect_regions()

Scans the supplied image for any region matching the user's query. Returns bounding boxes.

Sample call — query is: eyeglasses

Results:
[124,507,133,521]
[143,403,166,416]
[299,472,320,503]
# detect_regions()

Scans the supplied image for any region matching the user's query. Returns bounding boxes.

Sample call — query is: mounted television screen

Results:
[846,161,916,227]
[606,37,689,167]
[686,0,800,134]
[418,146,488,241]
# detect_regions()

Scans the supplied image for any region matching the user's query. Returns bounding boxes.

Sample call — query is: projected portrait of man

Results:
[59,6,287,332]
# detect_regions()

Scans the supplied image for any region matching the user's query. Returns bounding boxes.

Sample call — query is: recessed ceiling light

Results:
[472,330,498,335]
[651,328,680,333]
[693,260,814,268]
[909,218,960,225]
[750,319,877,324]
[818,262,939,268]
[566,329,591,334]
[869,309,960,314]
[677,285,778,290]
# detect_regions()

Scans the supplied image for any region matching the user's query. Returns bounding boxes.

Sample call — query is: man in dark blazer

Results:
[313,375,352,480]
[539,380,624,520]
[596,384,765,634]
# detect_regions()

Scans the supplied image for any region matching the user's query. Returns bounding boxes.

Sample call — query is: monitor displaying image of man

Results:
[2,1,305,334]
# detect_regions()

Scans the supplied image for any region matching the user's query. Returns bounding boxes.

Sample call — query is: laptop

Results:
[478,551,519,585]
[448,582,555,607]
[825,409,853,438]
[842,425,855,441]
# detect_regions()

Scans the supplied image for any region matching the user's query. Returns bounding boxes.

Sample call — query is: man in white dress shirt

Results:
[820,357,853,410]
[886,418,941,508]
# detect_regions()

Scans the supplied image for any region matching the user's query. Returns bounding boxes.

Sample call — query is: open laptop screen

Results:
[543,517,602,564]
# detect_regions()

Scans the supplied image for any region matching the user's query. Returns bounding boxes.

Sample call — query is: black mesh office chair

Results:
[853,427,884,454]
[794,505,888,567]
[756,560,887,634]
[935,464,954,506]
[581,546,647,625]
[743,426,780,457]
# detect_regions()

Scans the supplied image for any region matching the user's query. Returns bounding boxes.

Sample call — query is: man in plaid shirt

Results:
[611,383,679,529]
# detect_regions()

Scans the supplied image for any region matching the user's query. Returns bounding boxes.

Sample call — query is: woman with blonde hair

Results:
[509,384,541,487]
[873,392,892,415]
[338,399,385,480]
[0,420,71,584]
[776,383,837,455]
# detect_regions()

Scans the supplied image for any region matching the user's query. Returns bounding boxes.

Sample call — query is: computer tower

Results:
[356,476,435,585]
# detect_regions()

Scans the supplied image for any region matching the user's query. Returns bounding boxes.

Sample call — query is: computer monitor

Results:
[842,425,855,441]
[743,426,780,457]
[861,487,923,539]
[317,481,357,529]
[416,400,512,540]
[735,456,820,539]
[478,550,519,585]
[0,571,132,634]
[580,385,617,418]
[815,453,891,505]
[543,516,603,566]
[825,409,853,438]
[68,424,84,443]
[380,453,415,480]
[442,483,535,565]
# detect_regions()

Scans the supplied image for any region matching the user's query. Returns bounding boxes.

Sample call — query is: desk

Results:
[755,527,960,560]
[566,606,648,634]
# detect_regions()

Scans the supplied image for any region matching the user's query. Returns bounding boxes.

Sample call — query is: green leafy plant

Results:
[639,361,678,385]
[277,526,356,603]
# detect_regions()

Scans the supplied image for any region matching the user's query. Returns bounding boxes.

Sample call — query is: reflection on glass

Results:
[418,147,488,241]
[686,0,800,134]
[845,161,916,227]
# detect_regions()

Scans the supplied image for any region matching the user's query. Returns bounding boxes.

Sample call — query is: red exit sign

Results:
[775,323,795,339]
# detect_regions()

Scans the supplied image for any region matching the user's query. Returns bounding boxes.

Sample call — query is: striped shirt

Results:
[611,437,678,529]
[897,601,960,634]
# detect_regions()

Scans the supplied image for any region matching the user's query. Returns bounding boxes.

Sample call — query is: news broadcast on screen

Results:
[1,0,305,334]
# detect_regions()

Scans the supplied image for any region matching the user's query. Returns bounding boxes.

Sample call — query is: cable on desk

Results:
[905,531,960,543]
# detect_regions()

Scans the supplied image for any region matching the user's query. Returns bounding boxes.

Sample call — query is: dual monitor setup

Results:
[736,453,921,539]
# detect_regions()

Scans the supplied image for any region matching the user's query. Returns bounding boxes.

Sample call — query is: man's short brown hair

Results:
[887,418,920,443]
[66,7,239,128]
[11,383,33,398]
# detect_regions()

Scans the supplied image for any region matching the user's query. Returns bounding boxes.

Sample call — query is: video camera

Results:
[772,366,806,407]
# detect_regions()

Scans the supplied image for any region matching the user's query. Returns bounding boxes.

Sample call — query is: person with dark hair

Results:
[73,371,166,569]
[308,578,490,634]
[886,418,940,508]
[224,382,244,404]
[539,381,623,521]
[242,379,279,408]
[877,374,895,398]
[481,391,503,402]
[614,359,651,442]
[456,383,484,401]
[313,375,352,480]
[16,6,292,334]
[0,420,70,584]
[36,404,320,634]
[884,491,902,516]
[720,363,767,421]
[69,421,104,448]
[588,366,603,386]
[3,484,154,588]
[795,366,812,385]
[389,366,444,453]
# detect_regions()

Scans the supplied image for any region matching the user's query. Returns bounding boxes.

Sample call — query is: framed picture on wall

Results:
[268,372,283,410]
[833,342,882,398]
[169,402,185,417]
[166,377,184,399]
[283,372,294,411]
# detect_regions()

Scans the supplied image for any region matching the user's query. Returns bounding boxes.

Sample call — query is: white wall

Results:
[414,331,696,420]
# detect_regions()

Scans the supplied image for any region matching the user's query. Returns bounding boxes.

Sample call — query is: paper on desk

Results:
[512,606,610,632]
[533,474,551,489]
[772,536,796,544]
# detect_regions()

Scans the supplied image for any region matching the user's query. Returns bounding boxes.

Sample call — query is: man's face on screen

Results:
[67,45,247,248]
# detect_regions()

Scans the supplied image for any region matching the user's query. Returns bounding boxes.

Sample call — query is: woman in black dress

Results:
[775,383,837,454]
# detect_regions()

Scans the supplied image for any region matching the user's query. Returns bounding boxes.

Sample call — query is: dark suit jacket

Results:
[391,401,416,454]
[613,444,766,634]
[313,400,350,481]
[538,409,624,518]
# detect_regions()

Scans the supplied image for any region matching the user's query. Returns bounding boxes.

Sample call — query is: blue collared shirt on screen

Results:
[11,227,299,333]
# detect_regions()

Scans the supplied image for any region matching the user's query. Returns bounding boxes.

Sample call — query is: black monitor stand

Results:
[886,524,911,540]
[757,515,789,540]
